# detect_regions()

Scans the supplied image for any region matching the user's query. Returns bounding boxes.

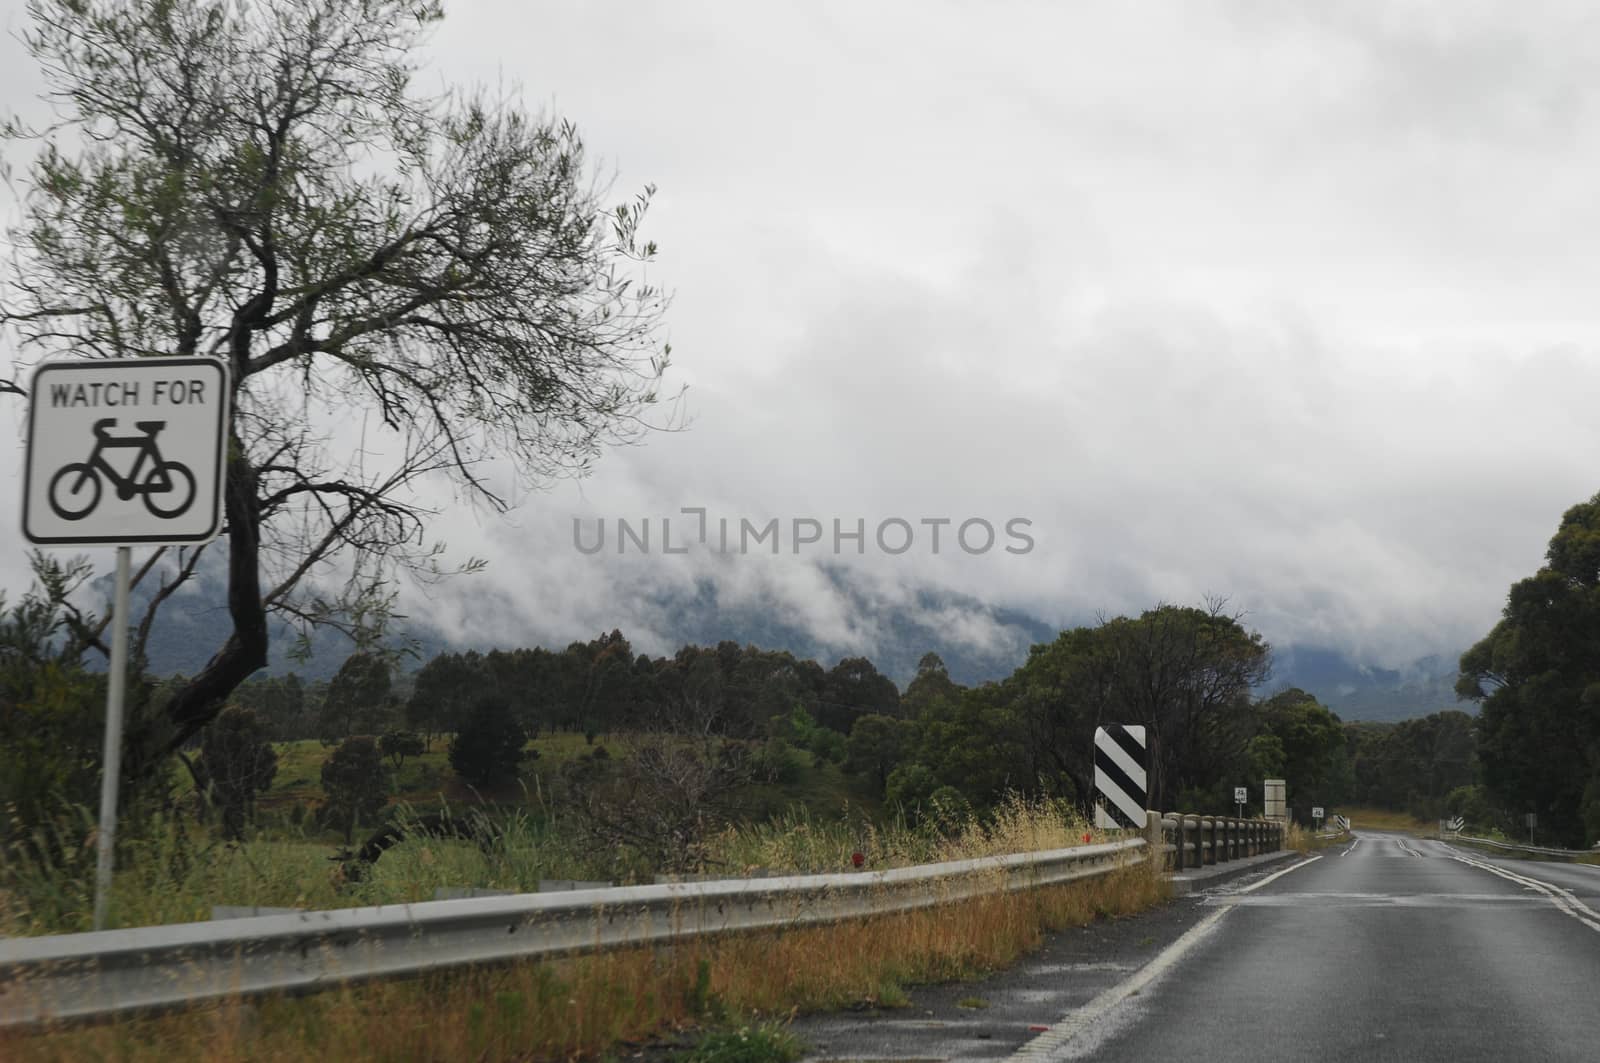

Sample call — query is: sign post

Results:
[1312,806,1324,829]
[1234,785,1247,819]
[1526,811,1537,846]
[23,356,230,929]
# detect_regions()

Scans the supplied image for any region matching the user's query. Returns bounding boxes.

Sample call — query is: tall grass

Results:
[1,795,1109,937]
[1,864,1167,1062]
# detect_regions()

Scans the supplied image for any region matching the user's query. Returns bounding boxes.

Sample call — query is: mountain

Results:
[1264,645,1467,724]
[102,559,1466,721]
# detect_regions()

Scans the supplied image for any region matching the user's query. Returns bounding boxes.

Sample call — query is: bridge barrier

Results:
[0,810,1281,1028]
[1449,833,1600,860]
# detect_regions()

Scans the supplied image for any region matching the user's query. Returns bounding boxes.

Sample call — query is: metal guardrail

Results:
[0,811,1282,1028]
[1447,833,1600,859]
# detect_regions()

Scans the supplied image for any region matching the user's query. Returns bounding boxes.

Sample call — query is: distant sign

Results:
[1525,812,1537,828]
[1447,816,1465,833]
[1312,806,1324,820]
[1234,786,1247,805]
[23,357,230,546]
[1264,779,1286,821]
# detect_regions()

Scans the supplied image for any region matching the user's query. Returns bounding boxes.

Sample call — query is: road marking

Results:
[1441,845,1600,935]
[1008,856,1321,1060]
[1395,839,1424,858]
[1341,836,1361,857]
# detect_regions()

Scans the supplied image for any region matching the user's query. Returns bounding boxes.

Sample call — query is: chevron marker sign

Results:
[1093,724,1148,829]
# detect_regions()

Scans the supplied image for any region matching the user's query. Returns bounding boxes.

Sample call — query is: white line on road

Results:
[1440,844,1600,935]
[1341,836,1361,857]
[1008,855,1322,1061]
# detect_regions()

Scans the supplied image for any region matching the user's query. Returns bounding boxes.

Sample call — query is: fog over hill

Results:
[104,559,1464,724]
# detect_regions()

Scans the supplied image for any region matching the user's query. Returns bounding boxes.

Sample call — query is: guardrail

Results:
[1447,833,1600,860]
[1154,812,1285,871]
[0,810,1281,1028]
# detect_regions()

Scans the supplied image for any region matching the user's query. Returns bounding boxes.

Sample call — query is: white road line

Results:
[1440,844,1600,935]
[1008,856,1322,1060]
[1340,836,1361,857]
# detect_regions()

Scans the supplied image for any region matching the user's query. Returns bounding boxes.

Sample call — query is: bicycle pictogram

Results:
[47,417,198,521]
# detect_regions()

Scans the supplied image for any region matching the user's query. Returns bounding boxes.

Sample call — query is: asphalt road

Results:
[796,833,1600,1062]
[1030,831,1600,1062]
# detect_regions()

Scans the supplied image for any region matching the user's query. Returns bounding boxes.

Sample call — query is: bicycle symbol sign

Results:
[23,357,230,546]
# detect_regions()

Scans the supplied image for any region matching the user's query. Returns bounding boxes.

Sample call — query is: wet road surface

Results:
[796,832,1600,1062]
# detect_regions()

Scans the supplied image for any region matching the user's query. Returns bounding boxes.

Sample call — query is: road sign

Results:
[1093,724,1148,829]
[1264,779,1286,823]
[1312,806,1324,820]
[1447,816,1465,833]
[23,357,230,546]
[1234,786,1247,805]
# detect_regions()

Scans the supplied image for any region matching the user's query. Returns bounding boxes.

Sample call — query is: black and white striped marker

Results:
[1093,724,1148,829]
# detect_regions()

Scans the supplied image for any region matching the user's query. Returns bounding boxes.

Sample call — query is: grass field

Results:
[1336,807,1439,837]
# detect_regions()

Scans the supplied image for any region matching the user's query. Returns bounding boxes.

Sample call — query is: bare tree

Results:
[2,0,677,776]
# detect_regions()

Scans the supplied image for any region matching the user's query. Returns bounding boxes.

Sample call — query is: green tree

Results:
[449,693,531,789]
[818,657,901,733]
[319,652,393,743]
[845,713,916,794]
[199,706,278,839]
[320,736,389,844]
[1256,688,1349,816]
[1,0,674,788]
[0,563,105,845]
[1458,492,1600,846]
[379,729,426,770]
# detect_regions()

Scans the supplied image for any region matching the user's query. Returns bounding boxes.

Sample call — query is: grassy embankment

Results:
[1,796,1169,1062]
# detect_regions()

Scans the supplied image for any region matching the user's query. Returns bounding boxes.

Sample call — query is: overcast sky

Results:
[5,1,1600,670]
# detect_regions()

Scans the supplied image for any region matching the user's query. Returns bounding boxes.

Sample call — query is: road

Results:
[797,832,1600,1062]
[1037,832,1600,1061]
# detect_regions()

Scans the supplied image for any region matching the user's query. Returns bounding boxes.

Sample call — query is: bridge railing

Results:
[1150,812,1285,871]
[0,809,1283,1028]
[1448,833,1600,860]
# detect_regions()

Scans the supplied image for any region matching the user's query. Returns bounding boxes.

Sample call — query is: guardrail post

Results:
[1203,816,1215,865]
[1146,810,1165,870]
[1219,818,1230,863]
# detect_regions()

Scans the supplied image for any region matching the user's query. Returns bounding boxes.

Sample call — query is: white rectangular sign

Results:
[1264,779,1286,820]
[1234,786,1247,805]
[1312,806,1324,819]
[23,357,230,546]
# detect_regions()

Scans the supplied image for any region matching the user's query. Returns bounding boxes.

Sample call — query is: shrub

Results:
[449,694,531,789]
[320,737,390,843]
[200,706,278,839]
[379,729,427,769]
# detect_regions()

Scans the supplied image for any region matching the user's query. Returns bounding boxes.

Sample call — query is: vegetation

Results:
[1458,491,1600,847]
[1,841,1164,1063]
[319,737,390,844]
[197,706,277,840]
[448,694,531,790]
[0,0,675,801]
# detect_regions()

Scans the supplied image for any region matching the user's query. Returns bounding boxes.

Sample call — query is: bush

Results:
[753,738,807,785]
[320,737,390,843]
[200,706,278,839]
[449,694,532,789]
[379,729,427,769]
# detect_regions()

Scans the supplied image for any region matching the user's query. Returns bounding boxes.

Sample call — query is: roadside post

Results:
[22,356,231,929]
[1312,806,1324,830]
[1526,811,1537,847]
[1234,785,1246,819]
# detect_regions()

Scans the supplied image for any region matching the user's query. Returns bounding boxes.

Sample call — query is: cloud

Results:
[5,1,1600,676]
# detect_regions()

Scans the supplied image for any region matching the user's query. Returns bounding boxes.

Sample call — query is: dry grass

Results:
[1336,807,1437,838]
[1,865,1168,1062]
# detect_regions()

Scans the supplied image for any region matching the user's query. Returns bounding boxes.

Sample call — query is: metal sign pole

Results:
[92,545,132,932]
